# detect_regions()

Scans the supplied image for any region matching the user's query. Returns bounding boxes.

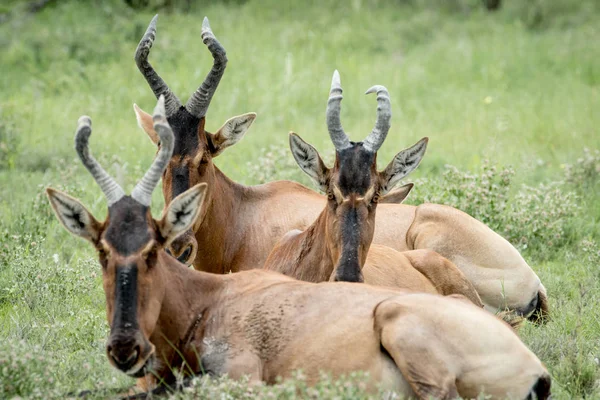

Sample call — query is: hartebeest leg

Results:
[407,203,545,317]
[374,298,459,400]
[401,249,484,308]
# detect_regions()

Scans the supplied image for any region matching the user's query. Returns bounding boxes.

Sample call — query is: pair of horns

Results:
[135,15,227,118]
[75,96,174,207]
[326,70,392,153]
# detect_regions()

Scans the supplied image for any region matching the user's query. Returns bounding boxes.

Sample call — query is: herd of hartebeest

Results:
[45,15,551,399]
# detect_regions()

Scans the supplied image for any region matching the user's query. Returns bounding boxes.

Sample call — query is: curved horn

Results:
[131,95,175,206]
[326,70,351,151]
[75,117,125,206]
[185,17,228,119]
[135,15,182,117]
[362,85,392,153]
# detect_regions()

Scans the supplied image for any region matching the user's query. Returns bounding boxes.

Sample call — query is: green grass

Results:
[1,0,599,398]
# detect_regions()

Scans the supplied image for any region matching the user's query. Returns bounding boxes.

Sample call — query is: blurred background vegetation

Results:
[0,0,599,398]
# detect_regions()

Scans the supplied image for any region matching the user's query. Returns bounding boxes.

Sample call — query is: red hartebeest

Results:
[132,17,547,322]
[264,78,483,307]
[47,98,550,399]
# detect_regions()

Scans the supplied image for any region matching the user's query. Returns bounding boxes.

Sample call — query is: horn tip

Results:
[331,70,341,87]
[202,16,211,30]
[365,85,385,95]
[149,14,158,28]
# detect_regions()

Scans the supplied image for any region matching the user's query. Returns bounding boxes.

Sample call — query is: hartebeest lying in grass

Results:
[47,98,550,399]
[264,75,483,307]
[131,16,548,321]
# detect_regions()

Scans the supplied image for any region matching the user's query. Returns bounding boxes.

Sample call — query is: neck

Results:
[150,252,223,378]
[192,165,245,273]
[267,210,337,282]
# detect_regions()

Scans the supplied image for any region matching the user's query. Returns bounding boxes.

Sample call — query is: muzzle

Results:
[106,329,155,376]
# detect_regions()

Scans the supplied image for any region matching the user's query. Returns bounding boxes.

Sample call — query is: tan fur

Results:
[363,247,484,307]
[265,215,484,307]
[48,183,550,399]
[405,203,544,314]
[135,105,547,318]
[132,258,551,398]
[264,137,484,307]
[373,296,546,399]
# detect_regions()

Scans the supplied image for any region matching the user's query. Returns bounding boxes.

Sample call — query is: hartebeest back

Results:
[131,16,548,322]
[47,98,550,399]
[264,72,483,308]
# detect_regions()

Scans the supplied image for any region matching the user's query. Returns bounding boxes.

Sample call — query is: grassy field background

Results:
[1,0,599,398]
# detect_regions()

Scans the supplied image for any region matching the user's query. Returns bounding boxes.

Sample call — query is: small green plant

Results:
[0,340,61,399]
[410,161,579,256]
[564,148,600,191]
[166,371,379,399]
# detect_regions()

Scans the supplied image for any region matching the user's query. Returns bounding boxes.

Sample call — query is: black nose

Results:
[107,343,140,371]
[334,261,364,283]
[177,246,192,264]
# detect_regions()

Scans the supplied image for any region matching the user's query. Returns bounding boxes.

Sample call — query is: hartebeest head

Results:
[46,97,207,377]
[289,71,428,282]
[133,15,256,265]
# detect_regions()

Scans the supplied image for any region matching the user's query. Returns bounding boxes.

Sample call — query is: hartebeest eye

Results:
[361,186,379,206]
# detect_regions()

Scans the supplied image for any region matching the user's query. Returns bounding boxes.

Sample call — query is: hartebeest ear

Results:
[380,137,428,195]
[289,132,330,192]
[133,104,160,145]
[379,183,414,204]
[158,183,208,246]
[208,113,257,157]
[46,188,101,243]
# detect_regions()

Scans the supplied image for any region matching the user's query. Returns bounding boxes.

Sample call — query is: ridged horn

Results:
[135,14,182,117]
[74,117,125,206]
[362,85,392,153]
[326,70,351,151]
[131,95,175,206]
[185,17,228,119]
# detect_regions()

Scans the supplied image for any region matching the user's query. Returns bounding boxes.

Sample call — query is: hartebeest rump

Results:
[264,75,483,307]
[132,16,547,321]
[47,99,550,399]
